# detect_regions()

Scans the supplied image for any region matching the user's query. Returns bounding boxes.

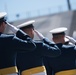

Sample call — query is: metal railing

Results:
[7,3,76,22]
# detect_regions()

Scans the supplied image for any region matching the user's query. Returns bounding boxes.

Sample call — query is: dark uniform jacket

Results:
[0,30,36,75]
[16,38,61,75]
[43,44,76,75]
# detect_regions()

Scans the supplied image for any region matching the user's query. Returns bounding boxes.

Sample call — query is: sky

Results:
[0,0,76,22]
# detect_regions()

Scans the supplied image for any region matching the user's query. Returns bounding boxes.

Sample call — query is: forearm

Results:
[43,38,55,46]
[16,30,30,40]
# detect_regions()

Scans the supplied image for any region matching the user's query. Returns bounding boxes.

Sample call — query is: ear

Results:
[52,37,54,41]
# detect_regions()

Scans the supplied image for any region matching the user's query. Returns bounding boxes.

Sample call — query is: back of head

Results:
[17,20,35,39]
[49,27,67,44]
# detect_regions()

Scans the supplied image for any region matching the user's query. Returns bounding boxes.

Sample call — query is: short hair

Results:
[52,32,65,37]
[0,17,6,25]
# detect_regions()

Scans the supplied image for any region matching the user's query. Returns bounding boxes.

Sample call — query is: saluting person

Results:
[0,12,36,75]
[43,27,76,75]
[16,20,61,75]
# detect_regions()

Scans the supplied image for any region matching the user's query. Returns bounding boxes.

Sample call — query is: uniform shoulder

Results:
[62,44,76,50]
[1,34,14,38]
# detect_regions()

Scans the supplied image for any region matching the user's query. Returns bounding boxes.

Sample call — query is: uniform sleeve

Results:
[16,30,30,40]
[43,38,55,46]
[40,38,61,57]
[35,42,61,57]
[11,30,36,51]
[42,43,61,57]
[10,35,36,51]
[43,38,62,48]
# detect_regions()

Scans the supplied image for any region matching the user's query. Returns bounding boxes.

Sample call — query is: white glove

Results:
[6,21,19,33]
[34,30,45,40]
[66,36,76,44]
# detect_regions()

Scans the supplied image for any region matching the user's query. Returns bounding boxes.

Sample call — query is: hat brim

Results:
[49,27,67,34]
[17,20,35,28]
